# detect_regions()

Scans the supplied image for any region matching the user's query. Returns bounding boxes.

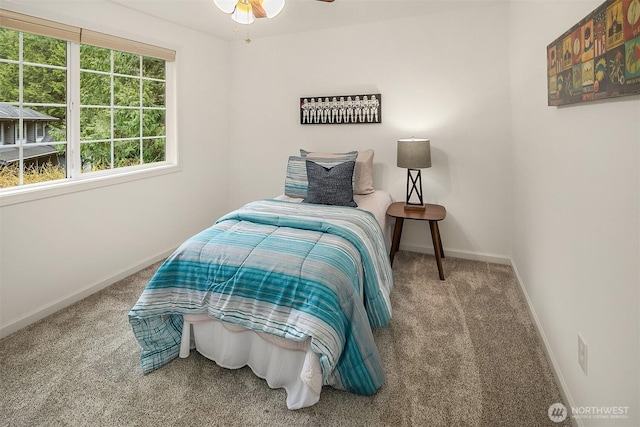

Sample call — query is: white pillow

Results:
[300,149,374,195]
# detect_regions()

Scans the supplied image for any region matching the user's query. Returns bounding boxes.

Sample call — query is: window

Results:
[0,28,69,186]
[0,10,176,195]
[79,45,167,173]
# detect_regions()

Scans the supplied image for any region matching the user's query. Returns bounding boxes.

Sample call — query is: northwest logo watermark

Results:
[548,403,630,423]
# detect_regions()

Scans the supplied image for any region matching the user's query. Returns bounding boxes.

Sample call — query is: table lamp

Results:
[397,138,431,210]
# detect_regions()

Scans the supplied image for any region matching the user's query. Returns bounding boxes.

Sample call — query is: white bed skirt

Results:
[180,314,323,409]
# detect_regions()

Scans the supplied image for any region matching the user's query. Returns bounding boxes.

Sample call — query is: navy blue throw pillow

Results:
[302,160,357,207]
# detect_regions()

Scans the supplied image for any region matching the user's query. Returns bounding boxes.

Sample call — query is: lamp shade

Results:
[397,138,431,169]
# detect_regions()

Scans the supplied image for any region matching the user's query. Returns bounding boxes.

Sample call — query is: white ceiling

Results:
[108,0,465,42]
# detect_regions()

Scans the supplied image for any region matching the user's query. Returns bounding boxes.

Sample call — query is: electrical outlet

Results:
[578,333,588,375]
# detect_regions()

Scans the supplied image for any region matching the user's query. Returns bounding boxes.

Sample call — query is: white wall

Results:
[227,2,513,263]
[0,1,231,336]
[509,1,640,426]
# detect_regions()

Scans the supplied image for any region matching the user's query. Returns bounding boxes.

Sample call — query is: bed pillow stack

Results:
[284,149,375,207]
[301,149,374,195]
[284,154,356,199]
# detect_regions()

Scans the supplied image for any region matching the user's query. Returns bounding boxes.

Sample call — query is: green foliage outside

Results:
[0,28,166,185]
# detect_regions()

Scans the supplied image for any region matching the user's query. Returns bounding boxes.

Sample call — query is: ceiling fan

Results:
[246,0,334,19]
[214,0,334,25]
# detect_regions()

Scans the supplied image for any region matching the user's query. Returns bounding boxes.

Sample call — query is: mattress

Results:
[179,191,394,409]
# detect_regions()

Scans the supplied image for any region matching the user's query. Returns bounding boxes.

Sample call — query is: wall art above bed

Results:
[300,94,382,124]
[547,0,640,106]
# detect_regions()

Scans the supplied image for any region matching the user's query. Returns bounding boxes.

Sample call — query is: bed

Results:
[129,149,394,409]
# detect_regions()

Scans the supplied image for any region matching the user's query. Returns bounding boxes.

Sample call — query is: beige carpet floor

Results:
[0,251,571,426]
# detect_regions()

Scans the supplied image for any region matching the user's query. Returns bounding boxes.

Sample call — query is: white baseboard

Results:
[509,260,582,427]
[399,243,511,265]
[0,248,174,339]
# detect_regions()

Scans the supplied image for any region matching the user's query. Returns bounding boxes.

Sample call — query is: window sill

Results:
[0,163,181,207]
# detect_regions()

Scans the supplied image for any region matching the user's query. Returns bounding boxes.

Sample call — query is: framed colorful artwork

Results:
[300,94,382,124]
[547,0,640,106]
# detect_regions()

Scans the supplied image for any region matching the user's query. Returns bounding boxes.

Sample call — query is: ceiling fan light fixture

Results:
[215,0,286,25]
[213,0,237,14]
[231,1,255,25]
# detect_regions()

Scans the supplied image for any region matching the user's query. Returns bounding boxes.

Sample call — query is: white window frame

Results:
[0,10,179,207]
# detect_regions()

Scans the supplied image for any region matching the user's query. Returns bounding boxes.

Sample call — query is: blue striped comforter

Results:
[129,199,394,395]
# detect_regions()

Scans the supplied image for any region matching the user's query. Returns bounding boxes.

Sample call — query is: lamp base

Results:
[404,203,426,211]
[405,169,426,211]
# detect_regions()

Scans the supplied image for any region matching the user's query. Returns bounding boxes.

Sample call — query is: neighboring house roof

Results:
[0,145,58,165]
[0,103,59,121]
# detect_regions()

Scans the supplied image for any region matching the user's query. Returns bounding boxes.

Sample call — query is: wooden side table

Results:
[387,202,447,280]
